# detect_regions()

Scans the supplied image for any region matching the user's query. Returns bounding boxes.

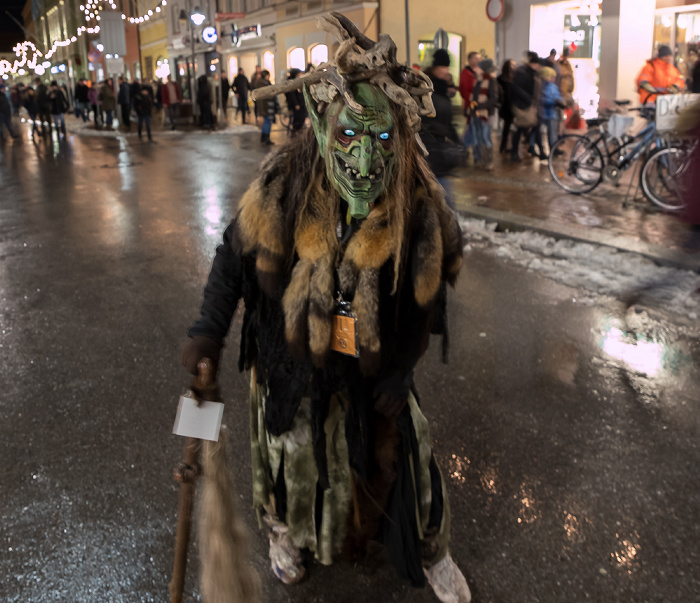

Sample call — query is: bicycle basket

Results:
[608,114,634,138]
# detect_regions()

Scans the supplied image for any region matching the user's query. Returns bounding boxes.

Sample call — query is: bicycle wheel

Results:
[549,135,604,194]
[640,146,687,211]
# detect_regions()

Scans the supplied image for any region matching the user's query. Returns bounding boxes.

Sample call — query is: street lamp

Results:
[179,5,209,123]
[190,7,206,26]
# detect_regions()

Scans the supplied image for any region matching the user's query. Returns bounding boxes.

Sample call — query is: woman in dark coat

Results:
[197,74,214,131]
[497,59,516,154]
[422,49,461,208]
[284,68,308,136]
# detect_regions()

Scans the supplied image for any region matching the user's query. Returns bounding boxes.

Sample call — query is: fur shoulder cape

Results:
[234,148,463,374]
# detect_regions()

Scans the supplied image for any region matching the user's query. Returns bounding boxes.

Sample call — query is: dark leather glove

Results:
[181,335,222,377]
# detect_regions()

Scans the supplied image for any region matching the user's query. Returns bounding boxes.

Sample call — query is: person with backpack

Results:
[49,80,69,136]
[22,85,41,140]
[35,77,52,136]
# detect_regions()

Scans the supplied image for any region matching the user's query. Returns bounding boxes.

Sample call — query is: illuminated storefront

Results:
[500,1,700,115]
[653,3,700,81]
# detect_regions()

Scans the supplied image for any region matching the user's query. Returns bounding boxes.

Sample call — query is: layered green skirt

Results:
[249,374,450,569]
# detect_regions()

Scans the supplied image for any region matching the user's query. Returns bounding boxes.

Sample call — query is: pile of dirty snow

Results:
[460,217,700,319]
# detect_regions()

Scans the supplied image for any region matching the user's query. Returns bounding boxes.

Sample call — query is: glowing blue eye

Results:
[379,132,390,140]
[343,129,356,137]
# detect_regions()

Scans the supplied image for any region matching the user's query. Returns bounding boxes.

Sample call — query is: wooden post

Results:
[169,436,202,603]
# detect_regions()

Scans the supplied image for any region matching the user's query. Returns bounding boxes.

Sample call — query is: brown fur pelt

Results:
[234,111,463,373]
[199,427,261,603]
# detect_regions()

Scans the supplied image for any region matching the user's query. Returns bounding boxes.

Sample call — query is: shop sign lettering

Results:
[231,24,262,47]
[656,93,700,131]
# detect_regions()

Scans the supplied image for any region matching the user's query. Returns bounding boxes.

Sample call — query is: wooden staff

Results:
[169,359,215,603]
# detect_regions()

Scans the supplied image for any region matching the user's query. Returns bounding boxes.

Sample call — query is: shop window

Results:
[288,47,305,71]
[309,44,328,66]
[674,12,700,78]
[263,50,275,83]
[155,58,170,80]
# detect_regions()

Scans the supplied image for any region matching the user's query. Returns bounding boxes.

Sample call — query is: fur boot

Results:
[263,511,306,585]
[424,552,471,603]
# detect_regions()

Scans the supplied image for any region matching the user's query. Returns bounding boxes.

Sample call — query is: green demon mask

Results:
[305,82,396,221]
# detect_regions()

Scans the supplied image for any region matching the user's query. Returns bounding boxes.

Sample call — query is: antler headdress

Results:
[251,12,435,134]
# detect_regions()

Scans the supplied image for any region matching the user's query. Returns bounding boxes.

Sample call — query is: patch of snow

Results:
[459,216,700,318]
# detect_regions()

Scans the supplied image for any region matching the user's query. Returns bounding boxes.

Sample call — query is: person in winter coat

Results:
[23,86,41,139]
[0,83,18,141]
[284,68,308,136]
[197,74,214,130]
[74,78,90,122]
[99,79,116,127]
[538,66,564,157]
[636,45,684,104]
[129,77,141,109]
[252,70,277,145]
[471,58,499,169]
[422,49,461,208]
[558,46,575,103]
[511,52,543,161]
[232,68,250,123]
[132,86,153,141]
[118,76,131,129]
[497,59,516,154]
[49,80,69,136]
[87,82,102,126]
[161,75,181,130]
[181,16,470,602]
[35,77,52,136]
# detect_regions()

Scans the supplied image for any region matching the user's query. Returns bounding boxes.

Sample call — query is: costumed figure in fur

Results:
[181,12,470,602]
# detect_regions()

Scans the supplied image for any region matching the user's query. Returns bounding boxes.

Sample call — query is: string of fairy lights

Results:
[1,0,168,78]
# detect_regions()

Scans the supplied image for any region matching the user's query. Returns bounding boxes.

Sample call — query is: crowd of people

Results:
[2,44,694,157]
[419,41,697,206]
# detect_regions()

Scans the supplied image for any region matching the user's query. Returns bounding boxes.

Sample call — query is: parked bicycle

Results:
[548,92,688,211]
[640,138,697,211]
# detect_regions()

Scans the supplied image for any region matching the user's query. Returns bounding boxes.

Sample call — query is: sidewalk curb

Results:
[457,204,700,273]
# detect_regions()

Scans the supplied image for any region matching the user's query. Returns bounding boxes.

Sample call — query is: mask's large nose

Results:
[359,135,372,177]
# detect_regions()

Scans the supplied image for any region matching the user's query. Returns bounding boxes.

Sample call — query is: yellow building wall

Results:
[380,0,494,67]
[275,4,379,69]
[139,20,169,80]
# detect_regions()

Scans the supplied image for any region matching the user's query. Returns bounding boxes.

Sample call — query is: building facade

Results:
[215,0,378,86]
[137,0,169,81]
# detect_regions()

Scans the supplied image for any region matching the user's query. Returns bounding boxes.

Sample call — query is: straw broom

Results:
[170,359,261,603]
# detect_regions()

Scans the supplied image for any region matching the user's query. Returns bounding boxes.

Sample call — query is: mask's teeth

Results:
[346,168,352,175]
[369,174,375,180]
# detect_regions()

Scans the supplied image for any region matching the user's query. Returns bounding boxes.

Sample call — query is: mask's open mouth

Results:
[336,153,386,182]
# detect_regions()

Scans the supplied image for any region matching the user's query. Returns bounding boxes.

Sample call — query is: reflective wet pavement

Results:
[450,141,700,259]
[1,126,698,602]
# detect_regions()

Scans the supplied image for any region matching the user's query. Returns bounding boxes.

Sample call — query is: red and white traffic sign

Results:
[486,0,505,22]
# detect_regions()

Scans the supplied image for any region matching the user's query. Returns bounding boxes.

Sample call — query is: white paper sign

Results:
[172,395,224,442]
[655,93,700,131]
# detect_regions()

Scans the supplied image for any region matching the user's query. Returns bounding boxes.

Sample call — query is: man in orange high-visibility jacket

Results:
[636,45,685,104]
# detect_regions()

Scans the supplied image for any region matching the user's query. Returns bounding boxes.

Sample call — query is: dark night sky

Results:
[1,0,27,52]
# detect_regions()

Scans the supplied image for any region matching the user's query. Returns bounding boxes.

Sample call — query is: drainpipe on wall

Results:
[404,0,410,64]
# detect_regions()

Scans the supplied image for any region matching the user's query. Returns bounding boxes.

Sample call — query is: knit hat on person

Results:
[540,66,557,82]
[432,49,450,67]
[657,45,673,58]
[478,58,495,73]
